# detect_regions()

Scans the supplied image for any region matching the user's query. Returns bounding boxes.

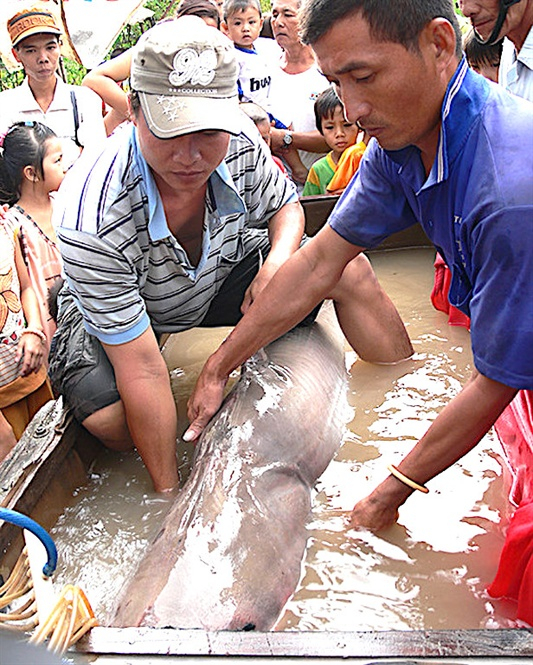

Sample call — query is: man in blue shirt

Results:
[186,0,533,530]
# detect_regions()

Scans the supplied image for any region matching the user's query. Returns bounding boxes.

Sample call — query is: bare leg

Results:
[0,411,17,463]
[329,253,413,363]
[82,400,133,452]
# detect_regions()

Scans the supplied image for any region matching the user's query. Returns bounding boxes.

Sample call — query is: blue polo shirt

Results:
[329,58,533,389]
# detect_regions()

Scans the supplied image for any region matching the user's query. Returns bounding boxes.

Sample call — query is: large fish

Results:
[110,303,350,631]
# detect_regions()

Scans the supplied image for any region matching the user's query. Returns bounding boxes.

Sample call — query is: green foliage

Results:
[0,0,178,89]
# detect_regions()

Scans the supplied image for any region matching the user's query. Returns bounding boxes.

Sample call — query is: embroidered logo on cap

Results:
[169,48,217,88]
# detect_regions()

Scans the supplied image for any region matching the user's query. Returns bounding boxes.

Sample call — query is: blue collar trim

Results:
[131,128,246,241]
[235,44,256,54]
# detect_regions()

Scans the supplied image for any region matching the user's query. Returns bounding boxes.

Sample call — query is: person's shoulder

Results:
[254,36,282,61]
[67,82,103,106]
[483,80,533,130]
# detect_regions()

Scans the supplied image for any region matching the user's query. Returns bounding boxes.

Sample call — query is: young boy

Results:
[222,0,307,183]
[302,88,364,196]
[222,0,272,111]
[463,29,503,83]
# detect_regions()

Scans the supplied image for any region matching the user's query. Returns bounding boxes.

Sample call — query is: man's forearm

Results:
[271,127,328,154]
[104,332,179,493]
[118,373,179,492]
[351,372,518,530]
[265,201,305,268]
[397,372,517,485]
[207,235,347,381]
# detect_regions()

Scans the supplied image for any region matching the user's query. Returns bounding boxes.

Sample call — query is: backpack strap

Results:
[70,89,82,147]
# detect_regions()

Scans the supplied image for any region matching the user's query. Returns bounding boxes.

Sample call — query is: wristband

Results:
[20,328,46,343]
[387,464,429,494]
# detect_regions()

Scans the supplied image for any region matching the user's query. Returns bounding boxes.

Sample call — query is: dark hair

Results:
[299,0,462,58]
[223,0,262,21]
[463,29,502,69]
[313,87,344,134]
[176,0,221,28]
[0,121,57,206]
[240,101,269,125]
[129,89,141,116]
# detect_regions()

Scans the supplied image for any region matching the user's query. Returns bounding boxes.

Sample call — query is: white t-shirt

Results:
[269,64,329,170]
[0,76,107,168]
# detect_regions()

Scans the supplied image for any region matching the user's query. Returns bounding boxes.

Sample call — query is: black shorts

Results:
[49,246,320,423]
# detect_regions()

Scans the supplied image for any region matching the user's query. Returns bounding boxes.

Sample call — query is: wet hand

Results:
[184,365,228,442]
[240,262,277,314]
[348,493,400,532]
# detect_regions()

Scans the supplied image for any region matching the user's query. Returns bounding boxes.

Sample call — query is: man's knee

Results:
[82,401,133,452]
[330,253,379,301]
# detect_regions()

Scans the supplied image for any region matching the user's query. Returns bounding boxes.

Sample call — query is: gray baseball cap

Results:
[130,16,241,139]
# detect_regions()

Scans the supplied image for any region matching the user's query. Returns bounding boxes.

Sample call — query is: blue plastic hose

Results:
[0,508,57,577]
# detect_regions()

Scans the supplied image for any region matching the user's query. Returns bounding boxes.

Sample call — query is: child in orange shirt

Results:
[303,88,365,196]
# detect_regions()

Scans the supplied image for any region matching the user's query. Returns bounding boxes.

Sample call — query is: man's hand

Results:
[184,358,229,442]
[349,492,401,532]
[240,261,279,314]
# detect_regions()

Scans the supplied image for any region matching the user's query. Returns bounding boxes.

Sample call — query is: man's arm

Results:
[350,371,518,531]
[270,126,329,155]
[103,326,179,493]
[185,225,364,441]
[241,200,305,312]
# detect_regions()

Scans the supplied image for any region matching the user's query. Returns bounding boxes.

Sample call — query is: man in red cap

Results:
[0,4,106,167]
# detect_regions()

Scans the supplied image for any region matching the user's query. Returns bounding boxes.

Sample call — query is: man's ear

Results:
[11,47,21,64]
[424,17,458,71]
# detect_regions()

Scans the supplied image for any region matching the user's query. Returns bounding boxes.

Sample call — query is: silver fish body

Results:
[110,304,350,631]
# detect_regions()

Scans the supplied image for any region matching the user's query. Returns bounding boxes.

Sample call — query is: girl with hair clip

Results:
[0,127,57,461]
[0,121,65,348]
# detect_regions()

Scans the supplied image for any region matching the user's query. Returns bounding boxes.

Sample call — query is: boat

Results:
[1,195,532,661]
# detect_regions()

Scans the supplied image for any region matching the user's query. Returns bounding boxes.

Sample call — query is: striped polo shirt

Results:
[56,123,297,345]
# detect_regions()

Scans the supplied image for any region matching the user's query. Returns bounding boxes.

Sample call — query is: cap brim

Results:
[12,27,62,48]
[139,92,241,139]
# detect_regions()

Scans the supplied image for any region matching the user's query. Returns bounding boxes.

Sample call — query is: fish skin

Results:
[110,303,350,631]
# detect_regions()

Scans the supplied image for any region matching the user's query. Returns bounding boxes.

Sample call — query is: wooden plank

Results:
[77,627,533,658]
[0,399,100,569]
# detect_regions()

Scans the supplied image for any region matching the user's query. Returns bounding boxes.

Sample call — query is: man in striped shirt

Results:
[49,17,412,493]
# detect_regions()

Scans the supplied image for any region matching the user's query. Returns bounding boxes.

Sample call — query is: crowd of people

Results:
[0,0,531,567]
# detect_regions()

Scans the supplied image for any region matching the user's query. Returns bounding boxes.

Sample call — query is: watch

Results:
[282,131,293,147]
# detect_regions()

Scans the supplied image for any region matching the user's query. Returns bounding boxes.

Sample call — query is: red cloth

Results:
[430,253,470,329]
[489,390,533,626]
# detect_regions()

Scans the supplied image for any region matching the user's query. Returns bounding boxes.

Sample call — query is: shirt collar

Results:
[384,57,490,188]
[235,44,257,54]
[131,128,246,241]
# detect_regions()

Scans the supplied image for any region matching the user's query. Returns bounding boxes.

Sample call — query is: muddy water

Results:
[50,247,517,630]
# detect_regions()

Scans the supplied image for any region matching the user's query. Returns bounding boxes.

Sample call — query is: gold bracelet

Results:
[387,464,429,494]
[20,328,46,343]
